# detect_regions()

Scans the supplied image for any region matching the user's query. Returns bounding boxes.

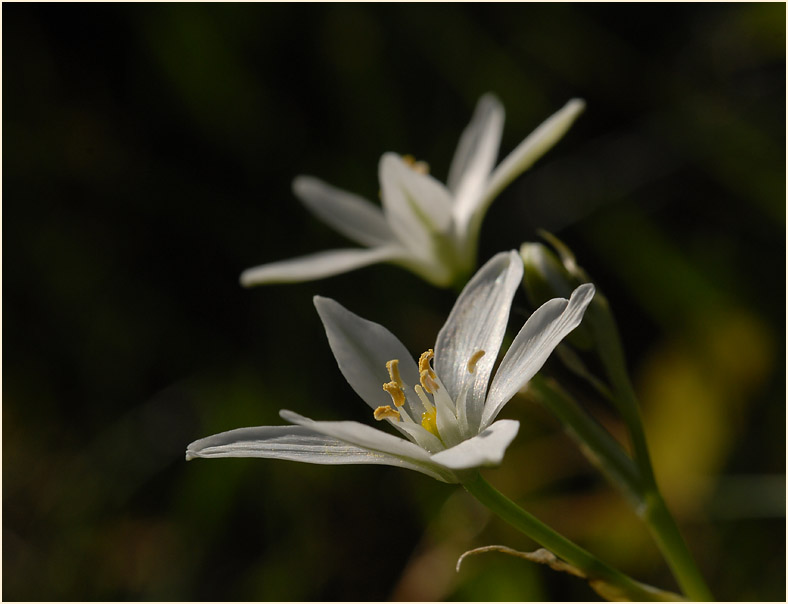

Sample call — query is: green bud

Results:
[520,238,594,350]
[521,233,639,431]
[520,242,575,302]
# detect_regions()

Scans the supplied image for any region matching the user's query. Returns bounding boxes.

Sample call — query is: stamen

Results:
[420,369,439,393]
[386,359,404,389]
[467,349,486,374]
[402,154,430,175]
[374,405,401,421]
[383,381,406,407]
[421,407,439,437]
[418,349,436,378]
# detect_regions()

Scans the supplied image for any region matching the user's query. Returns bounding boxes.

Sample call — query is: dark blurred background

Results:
[3,3,785,601]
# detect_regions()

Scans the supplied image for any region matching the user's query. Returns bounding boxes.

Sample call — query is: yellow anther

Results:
[402,154,430,175]
[386,359,404,389]
[383,381,406,407]
[418,349,436,378]
[420,369,439,394]
[421,407,439,437]
[374,405,401,421]
[467,349,486,374]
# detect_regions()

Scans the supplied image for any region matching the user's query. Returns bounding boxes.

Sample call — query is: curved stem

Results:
[528,375,642,507]
[460,472,684,602]
[641,491,715,602]
[589,296,713,601]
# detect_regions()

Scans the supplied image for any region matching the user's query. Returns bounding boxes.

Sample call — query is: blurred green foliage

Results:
[4,3,784,601]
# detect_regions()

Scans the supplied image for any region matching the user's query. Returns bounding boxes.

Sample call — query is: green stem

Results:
[589,297,713,601]
[588,297,657,486]
[461,472,685,602]
[518,237,712,599]
[641,491,715,602]
[528,375,642,507]
[616,376,712,601]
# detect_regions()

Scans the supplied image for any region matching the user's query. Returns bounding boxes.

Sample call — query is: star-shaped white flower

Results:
[189,251,595,482]
[240,95,585,288]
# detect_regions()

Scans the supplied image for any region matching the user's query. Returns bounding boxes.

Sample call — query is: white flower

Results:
[189,251,595,483]
[240,95,585,288]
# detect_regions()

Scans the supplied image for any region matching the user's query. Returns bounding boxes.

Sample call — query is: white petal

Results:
[379,153,453,258]
[293,176,395,247]
[448,94,505,239]
[394,420,445,454]
[434,251,523,434]
[484,98,585,205]
[430,419,519,469]
[280,410,456,482]
[313,297,424,422]
[240,246,403,286]
[186,425,453,481]
[481,283,596,428]
[280,410,431,460]
[187,425,379,461]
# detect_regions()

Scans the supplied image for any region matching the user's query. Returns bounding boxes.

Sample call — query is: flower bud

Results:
[520,237,593,350]
[521,242,576,303]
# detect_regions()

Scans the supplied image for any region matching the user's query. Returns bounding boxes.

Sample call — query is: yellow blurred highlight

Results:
[638,307,774,517]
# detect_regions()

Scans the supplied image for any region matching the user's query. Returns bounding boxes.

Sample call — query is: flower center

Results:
[374,348,484,444]
[376,352,442,438]
[420,407,438,436]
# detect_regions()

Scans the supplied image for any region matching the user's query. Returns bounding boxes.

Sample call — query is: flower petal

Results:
[434,250,523,434]
[293,175,395,247]
[484,98,586,205]
[313,296,424,422]
[240,246,403,286]
[481,283,596,428]
[447,94,505,238]
[429,419,519,469]
[186,424,453,481]
[393,420,445,454]
[280,410,430,459]
[379,152,453,258]
[280,410,456,482]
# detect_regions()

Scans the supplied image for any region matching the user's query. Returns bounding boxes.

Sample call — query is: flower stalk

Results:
[460,472,685,602]
[520,236,713,601]
[587,295,713,602]
[526,375,643,508]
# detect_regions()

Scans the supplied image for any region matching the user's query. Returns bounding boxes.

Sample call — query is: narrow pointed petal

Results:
[240,246,403,286]
[430,419,519,469]
[280,410,456,482]
[186,425,453,481]
[293,176,395,247]
[379,153,453,258]
[484,99,585,204]
[481,283,596,428]
[280,410,431,460]
[435,251,523,432]
[313,296,424,420]
[448,94,505,237]
[187,425,379,461]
